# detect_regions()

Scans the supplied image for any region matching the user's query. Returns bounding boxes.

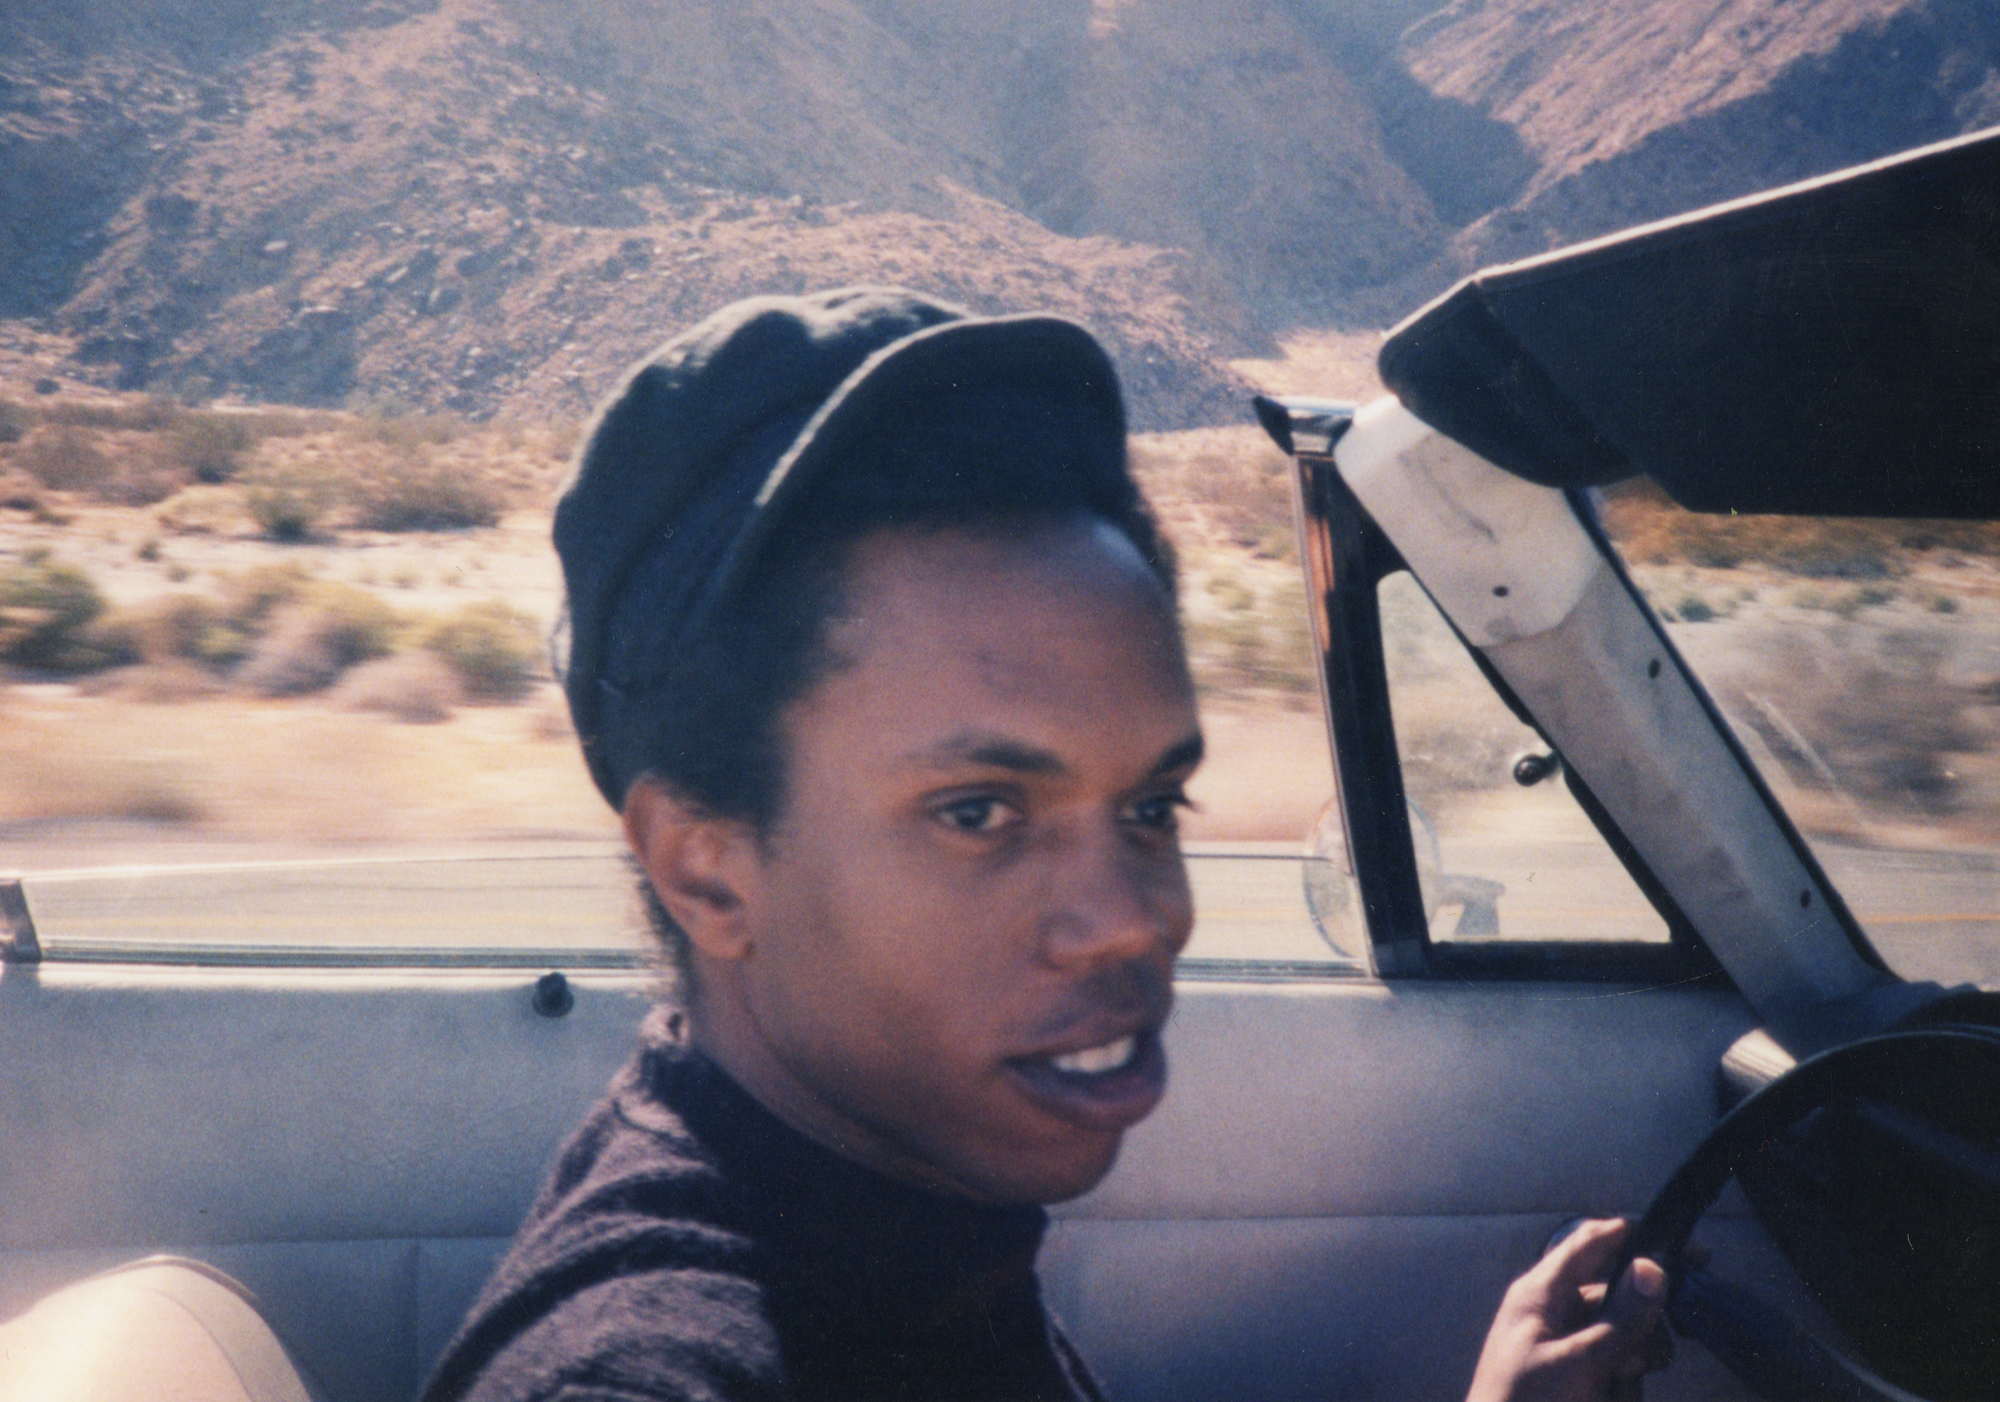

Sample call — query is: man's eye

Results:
[1125,790,1190,832]
[934,795,1018,834]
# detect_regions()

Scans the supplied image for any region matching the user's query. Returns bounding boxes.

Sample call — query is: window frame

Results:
[1294,444,1725,984]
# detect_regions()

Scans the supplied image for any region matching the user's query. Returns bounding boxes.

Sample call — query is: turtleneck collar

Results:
[616,1010,1051,1304]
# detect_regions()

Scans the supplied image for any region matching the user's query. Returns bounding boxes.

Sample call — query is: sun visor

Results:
[1379,126,2000,519]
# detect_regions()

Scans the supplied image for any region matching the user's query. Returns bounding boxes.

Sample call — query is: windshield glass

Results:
[1599,482,2000,990]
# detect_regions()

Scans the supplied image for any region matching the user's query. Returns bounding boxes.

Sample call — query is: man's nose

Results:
[1035,830,1191,971]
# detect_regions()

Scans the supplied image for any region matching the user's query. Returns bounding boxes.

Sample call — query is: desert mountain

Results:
[1401,0,2000,271]
[2,0,1997,426]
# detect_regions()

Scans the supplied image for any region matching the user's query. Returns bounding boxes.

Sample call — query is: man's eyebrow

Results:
[1150,733,1205,777]
[904,730,1205,778]
[908,733,1067,775]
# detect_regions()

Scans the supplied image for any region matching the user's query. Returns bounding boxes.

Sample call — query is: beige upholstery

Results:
[0,1258,328,1402]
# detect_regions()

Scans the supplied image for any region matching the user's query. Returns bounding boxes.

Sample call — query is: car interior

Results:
[3,129,1999,1402]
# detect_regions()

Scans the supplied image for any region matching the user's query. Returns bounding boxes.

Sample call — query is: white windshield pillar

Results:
[1333,398,1886,1020]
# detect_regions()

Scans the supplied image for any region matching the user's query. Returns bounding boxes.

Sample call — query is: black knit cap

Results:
[552,287,1133,807]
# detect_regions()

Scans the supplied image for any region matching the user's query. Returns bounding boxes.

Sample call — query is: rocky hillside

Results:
[1399,0,2000,271]
[2,0,1997,425]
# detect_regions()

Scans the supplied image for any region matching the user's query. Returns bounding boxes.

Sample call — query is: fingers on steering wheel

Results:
[1613,1312,1676,1380]
[1540,1256,1668,1380]
[1596,1258,1670,1370]
[1538,1217,1630,1295]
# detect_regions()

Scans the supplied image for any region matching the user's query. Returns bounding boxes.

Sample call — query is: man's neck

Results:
[681,985,985,1201]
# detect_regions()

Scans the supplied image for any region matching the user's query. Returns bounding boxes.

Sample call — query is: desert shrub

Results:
[16,424,113,492]
[1790,667,1969,812]
[154,483,256,535]
[1131,428,1294,559]
[302,582,401,665]
[542,420,582,463]
[1390,679,1529,804]
[36,397,170,431]
[236,582,399,696]
[1721,631,1987,818]
[42,401,128,429]
[1792,585,1887,619]
[1674,594,1715,623]
[243,409,328,440]
[0,469,43,512]
[80,659,227,703]
[0,551,111,671]
[101,448,190,508]
[526,690,574,741]
[420,599,541,700]
[334,651,462,722]
[41,397,178,431]
[0,399,33,444]
[216,561,315,631]
[348,452,504,531]
[94,593,251,669]
[168,410,262,483]
[1599,479,2000,575]
[1765,526,1900,580]
[1204,570,1257,613]
[1186,570,1316,698]
[131,396,180,430]
[242,460,343,540]
[353,410,467,451]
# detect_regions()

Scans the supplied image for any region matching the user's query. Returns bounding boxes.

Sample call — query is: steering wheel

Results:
[1618,1027,2000,1402]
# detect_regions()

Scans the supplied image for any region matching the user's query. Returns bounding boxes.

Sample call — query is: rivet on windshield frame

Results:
[1647,659,1662,679]
[532,971,575,1018]
[1492,585,1509,597]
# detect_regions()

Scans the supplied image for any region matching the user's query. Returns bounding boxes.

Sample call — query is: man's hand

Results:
[1466,1217,1671,1402]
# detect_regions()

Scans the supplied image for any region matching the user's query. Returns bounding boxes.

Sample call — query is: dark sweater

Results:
[420,1011,1105,1402]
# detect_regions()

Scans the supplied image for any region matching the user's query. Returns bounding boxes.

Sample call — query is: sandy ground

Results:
[0,685,1337,874]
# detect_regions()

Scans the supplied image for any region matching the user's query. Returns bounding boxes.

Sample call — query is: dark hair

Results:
[632,392,1177,991]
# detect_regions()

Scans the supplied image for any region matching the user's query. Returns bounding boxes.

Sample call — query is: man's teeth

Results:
[1052,1036,1137,1075]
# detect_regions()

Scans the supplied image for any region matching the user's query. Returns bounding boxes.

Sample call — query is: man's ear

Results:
[622,776,763,961]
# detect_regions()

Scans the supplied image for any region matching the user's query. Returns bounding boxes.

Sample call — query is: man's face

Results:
[709,517,1200,1203]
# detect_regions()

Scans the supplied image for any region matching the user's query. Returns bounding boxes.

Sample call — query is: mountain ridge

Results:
[3,0,1995,426]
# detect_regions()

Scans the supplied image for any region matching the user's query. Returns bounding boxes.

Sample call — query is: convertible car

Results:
[3,128,1999,1402]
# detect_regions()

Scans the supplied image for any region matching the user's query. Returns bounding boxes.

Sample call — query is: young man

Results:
[421,289,1669,1402]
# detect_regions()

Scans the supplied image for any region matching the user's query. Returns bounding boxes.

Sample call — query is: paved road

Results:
[12,842,1999,987]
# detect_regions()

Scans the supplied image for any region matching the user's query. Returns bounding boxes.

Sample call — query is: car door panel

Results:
[1045,978,1763,1402]
[0,966,650,1402]
[1,959,1762,1402]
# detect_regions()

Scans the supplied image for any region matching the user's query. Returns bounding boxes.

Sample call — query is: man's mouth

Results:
[1051,1034,1138,1076]
[1004,1027,1167,1133]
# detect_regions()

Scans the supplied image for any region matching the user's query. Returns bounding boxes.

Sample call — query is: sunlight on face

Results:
[721,517,1201,1203]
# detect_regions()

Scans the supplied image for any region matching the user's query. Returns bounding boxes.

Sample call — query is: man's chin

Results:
[1029,1142,1126,1205]
[947,1124,1130,1205]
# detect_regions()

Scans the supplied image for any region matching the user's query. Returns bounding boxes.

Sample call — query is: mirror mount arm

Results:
[1,877,42,965]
